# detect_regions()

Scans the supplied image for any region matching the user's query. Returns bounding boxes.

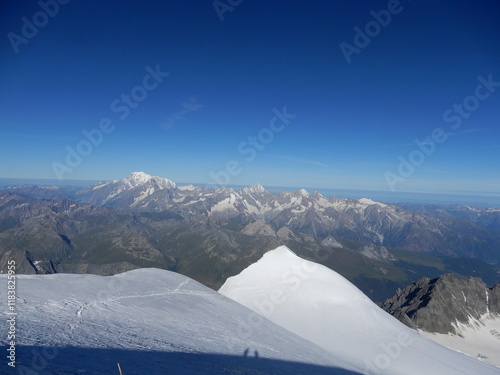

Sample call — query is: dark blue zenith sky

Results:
[1,0,499,196]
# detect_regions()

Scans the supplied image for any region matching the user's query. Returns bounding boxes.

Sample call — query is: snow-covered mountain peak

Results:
[264,245,297,258]
[312,191,325,199]
[220,246,500,375]
[218,186,236,194]
[220,245,369,306]
[358,197,387,208]
[241,183,267,195]
[296,188,309,197]
[128,171,152,183]
[178,184,196,191]
[125,171,176,189]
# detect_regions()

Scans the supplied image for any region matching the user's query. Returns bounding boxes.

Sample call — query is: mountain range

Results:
[8,171,500,260]
[1,172,499,302]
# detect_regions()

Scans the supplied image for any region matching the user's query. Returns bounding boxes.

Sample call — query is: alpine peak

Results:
[126,171,176,189]
[127,171,152,183]
[242,183,267,194]
[296,188,309,197]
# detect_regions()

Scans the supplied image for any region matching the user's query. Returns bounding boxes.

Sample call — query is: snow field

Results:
[220,246,500,375]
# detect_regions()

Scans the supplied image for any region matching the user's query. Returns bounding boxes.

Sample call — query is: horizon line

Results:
[0,176,498,205]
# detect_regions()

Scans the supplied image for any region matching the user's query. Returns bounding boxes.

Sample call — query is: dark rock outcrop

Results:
[382,274,500,335]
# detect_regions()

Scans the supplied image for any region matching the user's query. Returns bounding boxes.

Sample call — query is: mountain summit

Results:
[124,171,177,189]
[220,246,500,375]
[241,183,268,195]
[78,171,176,207]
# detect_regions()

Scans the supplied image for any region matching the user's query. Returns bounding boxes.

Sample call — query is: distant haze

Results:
[1,177,498,207]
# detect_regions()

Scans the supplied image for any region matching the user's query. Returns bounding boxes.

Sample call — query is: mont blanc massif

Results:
[1,172,499,374]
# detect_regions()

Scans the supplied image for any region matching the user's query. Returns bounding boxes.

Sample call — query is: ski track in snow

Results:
[68,278,211,343]
[1,267,361,375]
[2,248,500,375]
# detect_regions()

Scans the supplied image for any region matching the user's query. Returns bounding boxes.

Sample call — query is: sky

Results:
[1,0,499,197]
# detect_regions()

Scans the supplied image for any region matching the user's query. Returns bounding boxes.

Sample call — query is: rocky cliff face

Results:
[382,274,500,335]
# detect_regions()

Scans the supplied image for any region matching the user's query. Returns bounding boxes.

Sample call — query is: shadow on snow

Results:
[4,345,363,375]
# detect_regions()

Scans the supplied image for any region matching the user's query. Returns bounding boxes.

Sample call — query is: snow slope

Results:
[421,315,500,367]
[0,269,359,375]
[219,246,500,375]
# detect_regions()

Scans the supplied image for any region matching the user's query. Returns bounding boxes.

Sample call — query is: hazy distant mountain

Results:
[396,203,500,229]
[1,184,78,200]
[77,171,177,208]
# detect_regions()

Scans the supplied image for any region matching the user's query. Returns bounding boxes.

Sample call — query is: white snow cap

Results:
[128,171,152,183]
[126,171,176,189]
[358,197,387,207]
[241,183,267,194]
[296,188,309,197]
[220,246,500,375]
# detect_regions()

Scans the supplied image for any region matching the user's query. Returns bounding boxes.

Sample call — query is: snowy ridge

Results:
[358,197,387,208]
[241,183,267,195]
[296,188,309,197]
[125,171,176,189]
[219,246,500,375]
[82,172,391,220]
[0,268,359,374]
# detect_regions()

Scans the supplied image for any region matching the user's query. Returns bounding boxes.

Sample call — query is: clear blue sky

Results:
[1,0,499,195]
